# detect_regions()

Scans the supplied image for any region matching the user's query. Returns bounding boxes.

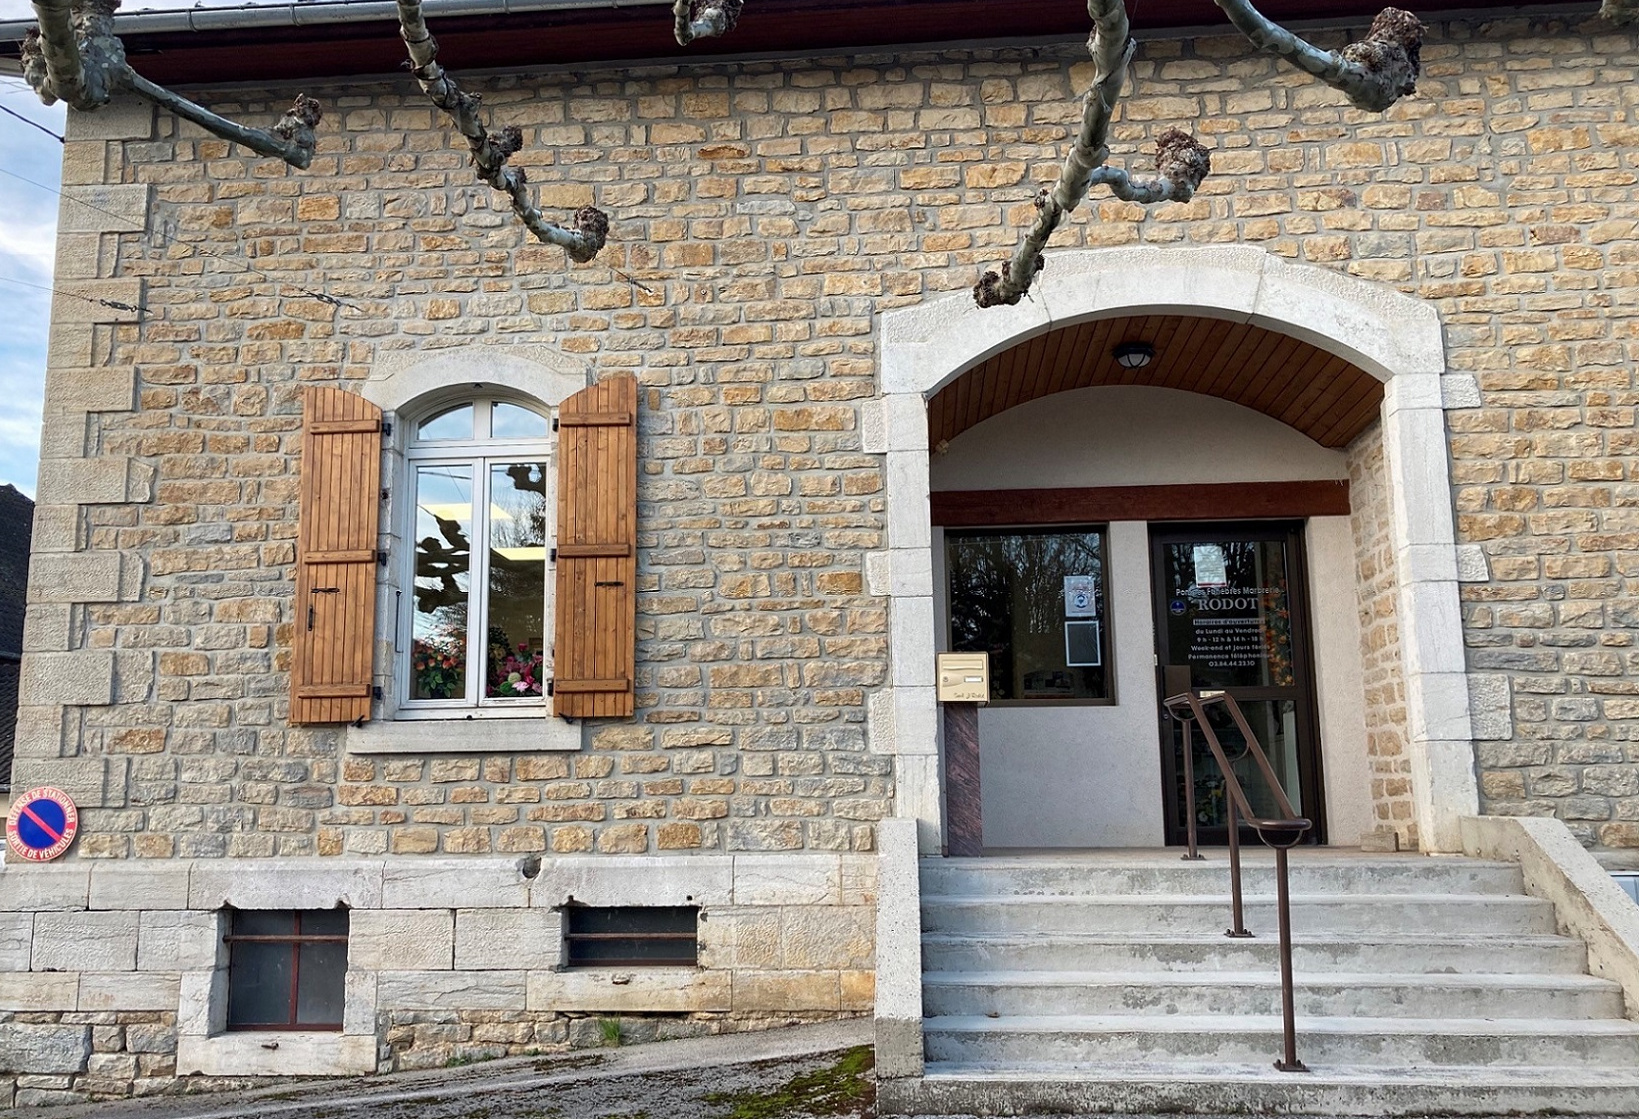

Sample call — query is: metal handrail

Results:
[1163,688,1312,1073]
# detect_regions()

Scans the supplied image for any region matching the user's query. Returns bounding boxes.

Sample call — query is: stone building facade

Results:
[3,0,1638,1105]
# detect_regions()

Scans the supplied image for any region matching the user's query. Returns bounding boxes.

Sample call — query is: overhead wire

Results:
[0,102,64,143]
[0,161,370,316]
[0,272,146,315]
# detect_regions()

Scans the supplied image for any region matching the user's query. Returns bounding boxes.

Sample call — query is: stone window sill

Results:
[344,715,580,754]
[175,1031,376,1077]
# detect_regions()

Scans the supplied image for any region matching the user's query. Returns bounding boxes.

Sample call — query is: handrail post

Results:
[1273,843,1307,1072]
[1224,792,1251,938]
[1180,717,1203,861]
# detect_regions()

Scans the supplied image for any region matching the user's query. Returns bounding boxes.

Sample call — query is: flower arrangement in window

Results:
[1261,583,1295,688]
[487,637,544,698]
[412,637,466,700]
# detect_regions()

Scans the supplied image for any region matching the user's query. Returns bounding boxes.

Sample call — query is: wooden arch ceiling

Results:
[927,314,1385,451]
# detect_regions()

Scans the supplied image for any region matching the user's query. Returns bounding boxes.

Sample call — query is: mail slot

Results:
[937,652,990,704]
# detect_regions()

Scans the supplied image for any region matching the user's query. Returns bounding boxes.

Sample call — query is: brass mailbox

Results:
[937,652,990,704]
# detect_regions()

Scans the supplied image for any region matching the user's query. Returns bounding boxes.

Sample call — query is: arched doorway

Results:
[870,246,1478,854]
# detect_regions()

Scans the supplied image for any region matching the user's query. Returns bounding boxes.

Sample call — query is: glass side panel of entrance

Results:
[1153,525,1322,845]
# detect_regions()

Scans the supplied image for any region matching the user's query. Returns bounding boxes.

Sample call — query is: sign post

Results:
[6,787,80,863]
[938,653,989,857]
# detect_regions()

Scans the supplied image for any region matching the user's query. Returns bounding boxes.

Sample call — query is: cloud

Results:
[0,81,65,497]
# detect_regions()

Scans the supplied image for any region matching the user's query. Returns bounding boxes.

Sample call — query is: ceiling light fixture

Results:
[1113,341,1155,369]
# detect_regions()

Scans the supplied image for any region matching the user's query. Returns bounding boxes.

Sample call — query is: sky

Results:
[0,75,64,500]
[0,0,273,497]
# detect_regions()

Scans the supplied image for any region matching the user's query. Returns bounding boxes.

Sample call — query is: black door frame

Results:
[1150,520,1327,846]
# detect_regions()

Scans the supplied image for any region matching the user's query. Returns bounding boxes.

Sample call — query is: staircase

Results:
[894,850,1639,1115]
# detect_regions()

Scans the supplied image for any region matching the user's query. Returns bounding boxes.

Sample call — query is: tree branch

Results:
[673,0,744,46]
[127,74,322,169]
[1212,1,1425,113]
[1602,0,1637,25]
[23,0,322,168]
[396,0,609,264]
[977,0,1213,308]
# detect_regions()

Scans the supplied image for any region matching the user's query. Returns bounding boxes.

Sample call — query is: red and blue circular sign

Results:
[6,787,79,863]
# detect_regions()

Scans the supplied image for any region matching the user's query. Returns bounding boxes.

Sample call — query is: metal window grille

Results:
[563,906,699,968]
[224,909,349,1031]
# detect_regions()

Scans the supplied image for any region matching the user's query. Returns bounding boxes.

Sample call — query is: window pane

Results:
[947,529,1111,702]
[300,909,350,937]
[1160,539,1293,690]
[491,402,548,440]
[233,910,296,937]
[228,941,292,1028]
[485,462,548,700]
[417,404,473,441]
[295,941,348,1027]
[413,464,473,701]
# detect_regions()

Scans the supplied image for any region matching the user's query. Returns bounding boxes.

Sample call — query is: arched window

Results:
[401,398,552,713]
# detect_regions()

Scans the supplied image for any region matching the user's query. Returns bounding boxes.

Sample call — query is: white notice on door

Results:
[1192,545,1229,588]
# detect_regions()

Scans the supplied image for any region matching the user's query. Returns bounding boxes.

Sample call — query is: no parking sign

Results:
[6,787,79,863]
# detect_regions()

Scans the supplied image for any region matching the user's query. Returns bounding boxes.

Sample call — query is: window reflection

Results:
[412,465,472,700]
[486,462,548,699]
[946,528,1111,702]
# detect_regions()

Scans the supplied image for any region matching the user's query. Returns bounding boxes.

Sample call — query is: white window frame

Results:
[397,397,555,721]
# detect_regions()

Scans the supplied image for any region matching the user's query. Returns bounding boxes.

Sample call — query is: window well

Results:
[563,906,699,968]
[225,909,349,1030]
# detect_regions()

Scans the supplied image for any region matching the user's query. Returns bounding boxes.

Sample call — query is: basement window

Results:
[225,909,349,1031]
[563,906,699,968]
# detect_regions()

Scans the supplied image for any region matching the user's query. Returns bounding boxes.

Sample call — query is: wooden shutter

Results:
[554,374,637,719]
[290,387,383,725]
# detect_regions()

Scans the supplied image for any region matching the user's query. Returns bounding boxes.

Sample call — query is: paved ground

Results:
[3,1020,876,1119]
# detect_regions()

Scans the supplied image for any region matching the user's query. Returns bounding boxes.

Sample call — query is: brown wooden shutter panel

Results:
[290,387,383,726]
[553,374,637,719]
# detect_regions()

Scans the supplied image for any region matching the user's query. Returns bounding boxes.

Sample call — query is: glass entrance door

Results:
[1152,523,1325,846]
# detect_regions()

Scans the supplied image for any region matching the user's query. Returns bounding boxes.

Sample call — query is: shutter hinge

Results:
[381,421,393,437]
[372,685,384,700]
[549,547,557,563]
[546,680,555,697]
[551,417,560,432]
[377,550,388,565]
[381,489,389,502]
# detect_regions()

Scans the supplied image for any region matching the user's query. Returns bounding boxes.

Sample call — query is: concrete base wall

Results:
[0,852,875,1106]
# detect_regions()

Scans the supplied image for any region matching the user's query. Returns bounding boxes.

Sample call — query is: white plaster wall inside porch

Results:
[928,386,1371,849]
[868,245,1477,854]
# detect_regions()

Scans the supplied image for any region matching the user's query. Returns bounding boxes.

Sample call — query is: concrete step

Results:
[920,970,1625,1020]
[921,894,1557,936]
[922,856,1523,898]
[885,1064,1639,1116]
[922,1014,1639,1069]
[919,931,1590,975]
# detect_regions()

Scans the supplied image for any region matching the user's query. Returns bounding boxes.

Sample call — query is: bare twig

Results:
[1212,1,1425,112]
[977,0,1206,307]
[396,0,609,264]
[23,0,322,168]
[1601,0,1636,24]
[673,0,744,46]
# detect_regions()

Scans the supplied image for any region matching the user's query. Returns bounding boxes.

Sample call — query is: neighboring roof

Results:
[0,483,34,791]
[0,484,30,661]
[0,0,1593,85]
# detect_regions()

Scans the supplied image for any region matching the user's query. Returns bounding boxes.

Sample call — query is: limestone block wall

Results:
[1347,427,1416,845]
[6,16,1639,858]
[0,853,874,1106]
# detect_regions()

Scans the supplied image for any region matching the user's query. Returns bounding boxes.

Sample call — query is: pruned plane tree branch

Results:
[396,0,609,264]
[976,0,1430,308]
[22,0,321,168]
[674,0,745,46]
